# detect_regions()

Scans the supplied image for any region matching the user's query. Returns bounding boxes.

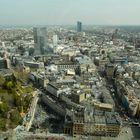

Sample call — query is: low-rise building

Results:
[72,109,85,136]
[64,107,122,137]
[84,109,122,137]
[93,102,113,112]
[29,72,49,88]
[55,61,79,71]
[24,61,44,69]
[71,90,86,104]
[46,82,71,97]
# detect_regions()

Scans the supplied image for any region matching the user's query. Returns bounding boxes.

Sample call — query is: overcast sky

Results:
[0,0,139,25]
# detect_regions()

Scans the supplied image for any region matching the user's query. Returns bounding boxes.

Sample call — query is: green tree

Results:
[0,118,6,130]
[0,102,9,117]
[12,74,17,83]
[0,75,5,86]
[24,85,33,93]
[10,109,21,124]
[23,95,32,111]
[14,94,21,106]
[11,89,17,95]
[6,81,14,90]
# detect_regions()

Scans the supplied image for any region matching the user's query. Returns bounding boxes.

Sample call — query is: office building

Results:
[71,90,86,104]
[84,109,122,137]
[77,21,82,32]
[24,61,44,69]
[33,27,47,55]
[53,34,58,46]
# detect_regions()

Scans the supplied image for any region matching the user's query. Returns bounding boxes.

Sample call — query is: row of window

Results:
[58,65,77,69]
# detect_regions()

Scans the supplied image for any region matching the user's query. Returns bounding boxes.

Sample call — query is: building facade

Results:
[77,21,82,32]
[33,27,47,55]
[0,58,11,69]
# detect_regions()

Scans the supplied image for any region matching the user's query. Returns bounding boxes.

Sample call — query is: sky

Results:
[0,0,140,25]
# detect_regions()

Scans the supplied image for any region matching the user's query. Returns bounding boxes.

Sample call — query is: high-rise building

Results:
[53,35,58,46]
[77,21,82,32]
[33,27,47,55]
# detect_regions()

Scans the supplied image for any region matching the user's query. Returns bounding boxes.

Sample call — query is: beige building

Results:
[71,91,86,103]
[93,102,113,112]
[64,108,122,137]
[105,64,115,79]
[72,109,85,137]
[73,122,84,136]
[83,109,122,137]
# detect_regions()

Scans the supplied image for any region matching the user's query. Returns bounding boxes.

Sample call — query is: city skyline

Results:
[0,0,140,26]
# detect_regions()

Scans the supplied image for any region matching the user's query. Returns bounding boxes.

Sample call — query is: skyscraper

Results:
[77,21,82,32]
[33,27,47,55]
[53,35,58,46]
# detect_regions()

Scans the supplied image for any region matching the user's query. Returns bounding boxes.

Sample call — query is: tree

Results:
[24,85,33,93]
[23,95,32,111]
[11,74,17,84]
[0,118,6,130]
[10,109,21,124]
[14,94,21,106]
[0,102,9,117]
[6,81,14,90]
[0,75,5,86]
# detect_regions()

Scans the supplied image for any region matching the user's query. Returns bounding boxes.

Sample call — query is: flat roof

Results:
[94,115,106,124]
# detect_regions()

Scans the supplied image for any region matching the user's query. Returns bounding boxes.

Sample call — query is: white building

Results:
[53,35,58,46]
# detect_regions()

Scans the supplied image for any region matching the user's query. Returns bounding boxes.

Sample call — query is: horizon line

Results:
[0,24,140,27]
